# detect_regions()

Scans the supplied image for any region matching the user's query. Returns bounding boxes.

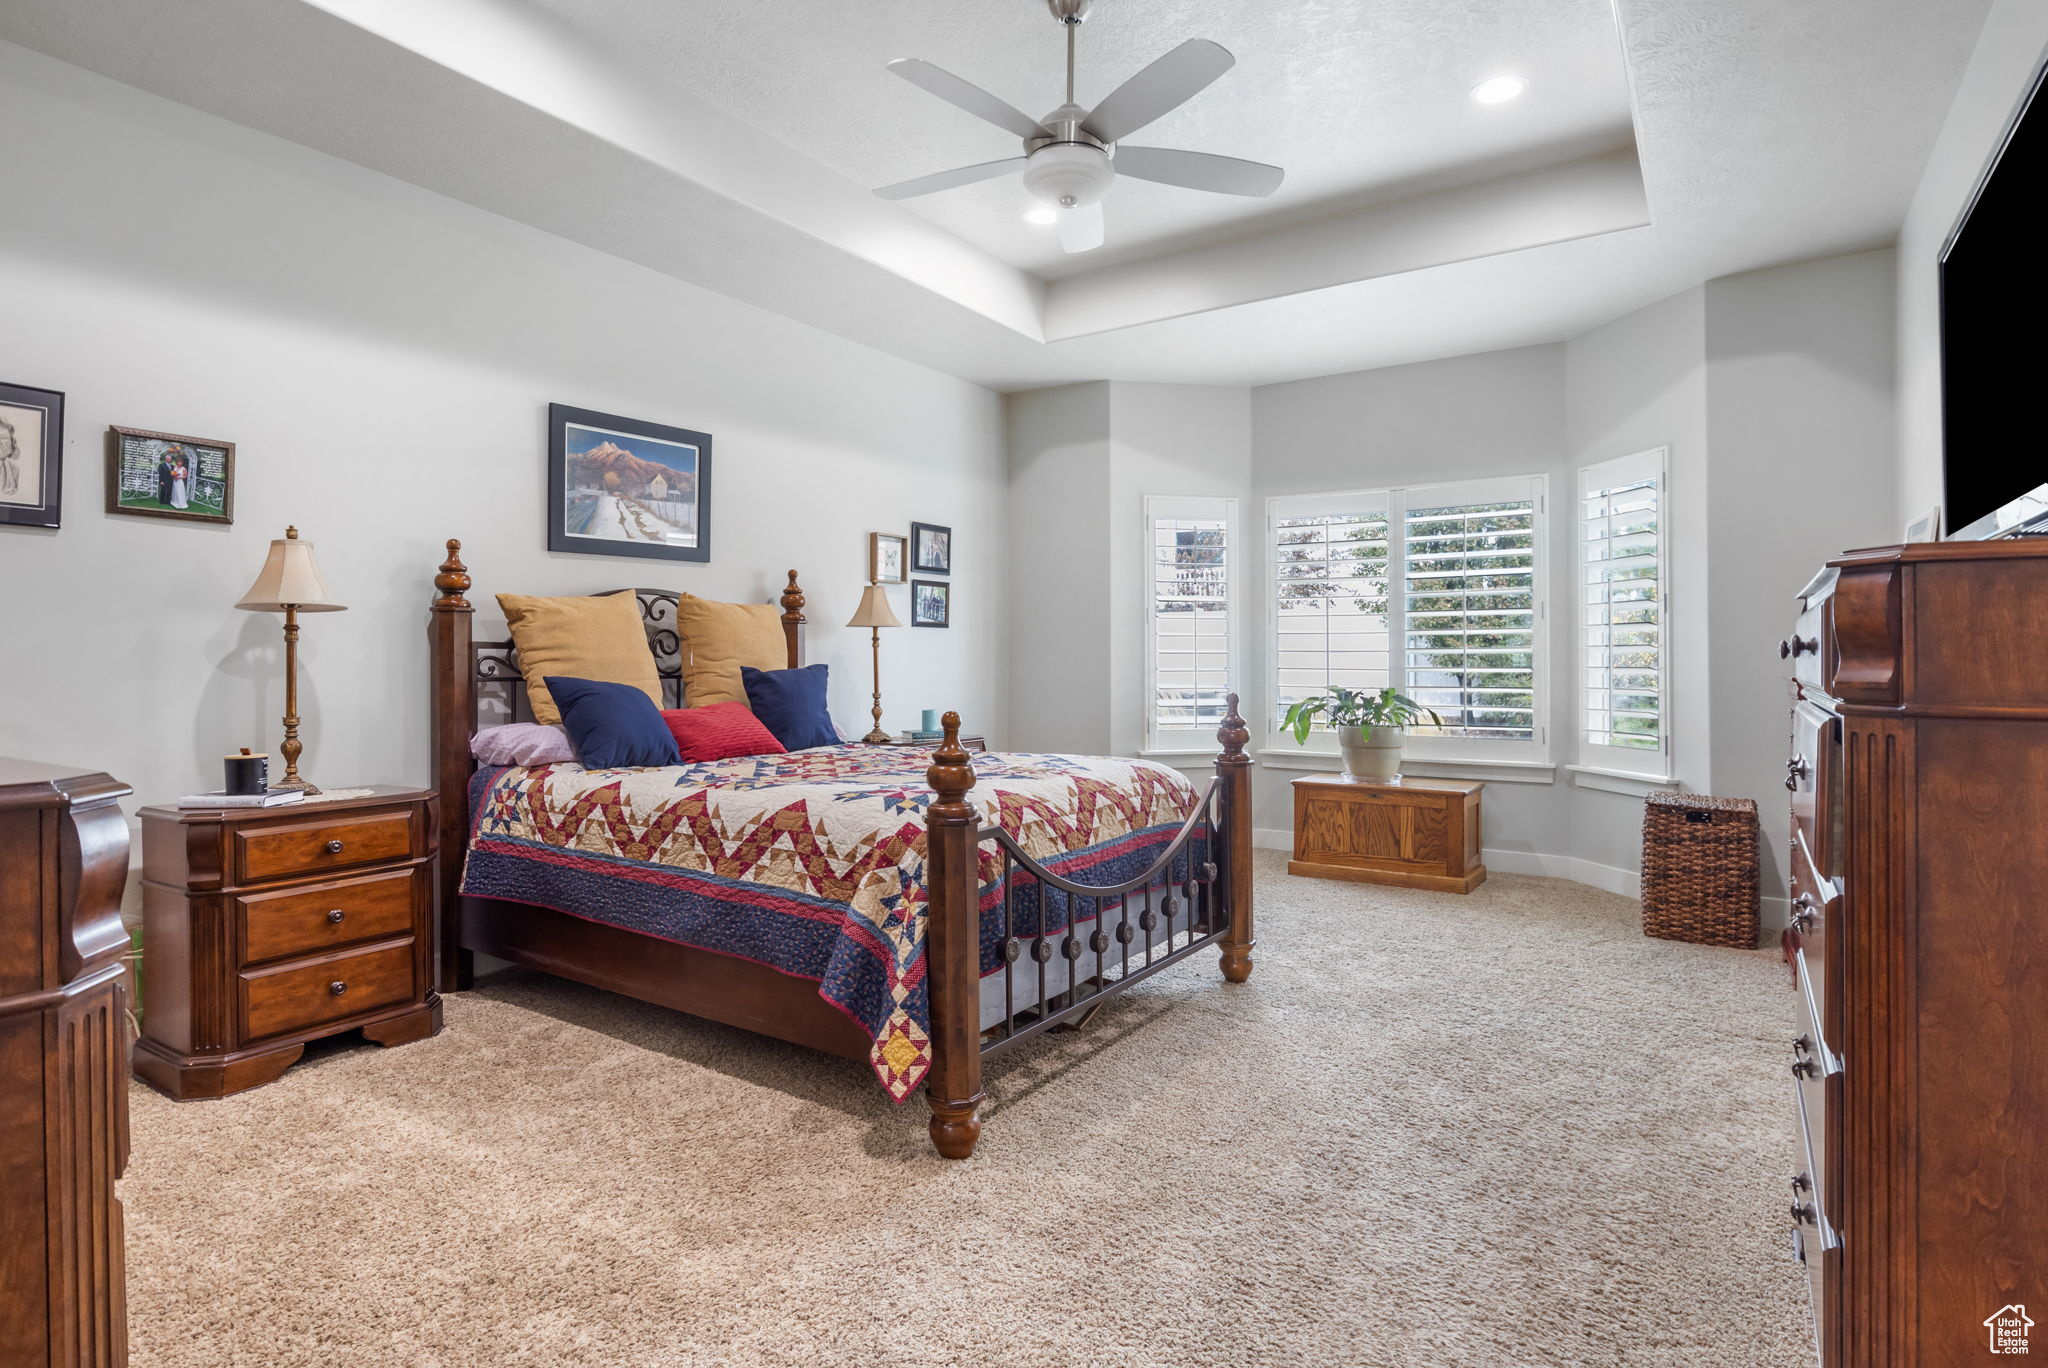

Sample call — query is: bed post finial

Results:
[1217,690,1250,765]
[922,710,984,1159]
[434,539,471,610]
[1215,691,1255,984]
[780,570,805,669]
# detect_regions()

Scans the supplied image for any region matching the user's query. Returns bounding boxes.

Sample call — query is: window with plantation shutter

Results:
[1578,448,1669,776]
[1145,496,1237,751]
[1269,475,1548,762]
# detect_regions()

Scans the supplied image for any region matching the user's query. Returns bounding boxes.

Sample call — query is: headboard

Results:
[426,538,806,989]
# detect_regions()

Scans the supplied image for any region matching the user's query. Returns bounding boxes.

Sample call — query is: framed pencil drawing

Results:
[0,382,64,530]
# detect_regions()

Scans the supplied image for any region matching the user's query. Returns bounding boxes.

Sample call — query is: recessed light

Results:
[1471,75,1528,105]
[1024,207,1059,225]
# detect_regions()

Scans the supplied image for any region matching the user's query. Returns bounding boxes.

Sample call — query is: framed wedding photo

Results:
[910,520,952,575]
[548,402,712,563]
[107,426,236,525]
[869,531,907,584]
[910,579,950,628]
[0,382,64,530]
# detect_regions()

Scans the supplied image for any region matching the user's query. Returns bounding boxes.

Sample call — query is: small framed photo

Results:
[869,531,907,584]
[107,426,236,524]
[910,521,952,575]
[0,382,64,530]
[910,579,950,628]
[549,403,711,563]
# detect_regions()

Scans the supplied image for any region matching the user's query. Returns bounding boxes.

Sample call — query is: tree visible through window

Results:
[1269,476,1547,757]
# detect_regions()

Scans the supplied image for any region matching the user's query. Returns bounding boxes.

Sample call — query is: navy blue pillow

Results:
[543,676,682,769]
[740,664,838,750]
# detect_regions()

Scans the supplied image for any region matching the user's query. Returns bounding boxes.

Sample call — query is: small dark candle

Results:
[224,749,269,796]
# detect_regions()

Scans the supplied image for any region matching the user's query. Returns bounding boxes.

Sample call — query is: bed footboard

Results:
[920,695,1256,1159]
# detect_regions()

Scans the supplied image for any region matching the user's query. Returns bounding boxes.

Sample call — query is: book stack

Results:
[176,789,306,810]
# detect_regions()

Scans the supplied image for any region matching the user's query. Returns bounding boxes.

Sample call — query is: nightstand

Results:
[133,785,441,1098]
[866,735,988,753]
[1288,774,1486,893]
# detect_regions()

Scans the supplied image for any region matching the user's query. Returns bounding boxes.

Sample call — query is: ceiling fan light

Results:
[1022,142,1115,209]
[1024,206,1059,225]
[1471,75,1529,105]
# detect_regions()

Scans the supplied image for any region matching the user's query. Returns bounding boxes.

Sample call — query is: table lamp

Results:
[845,583,901,744]
[236,525,346,793]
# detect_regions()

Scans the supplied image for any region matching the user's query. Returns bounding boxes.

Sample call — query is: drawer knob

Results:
[327,909,345,924]
[1780,636,1818,659]
[324,839,345,854]
[1783,756,1810,792]
[1791,1172,1812,1193]
[329,980,347,996]
[1790,894,1818,936]
[1790,1201,1818,1227]
[1791,1057,1818,1080]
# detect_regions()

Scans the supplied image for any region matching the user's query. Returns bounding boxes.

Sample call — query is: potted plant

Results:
[1281,686,1442,782]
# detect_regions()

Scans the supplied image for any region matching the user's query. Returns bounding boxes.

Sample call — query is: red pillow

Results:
[661,702,787,763]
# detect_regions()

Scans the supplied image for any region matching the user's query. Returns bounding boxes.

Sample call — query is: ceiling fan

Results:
[873,0,1284,254]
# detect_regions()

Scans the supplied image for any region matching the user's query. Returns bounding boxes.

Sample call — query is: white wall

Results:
[1004,382,1112,753]
[1106,383,1253,760]
[1895,0,2048,523]
[1565,289,1710,874]
[0,43,1005,813]
[1704,250,1899,896]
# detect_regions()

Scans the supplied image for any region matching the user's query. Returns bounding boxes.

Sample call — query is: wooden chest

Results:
[133,786,441,1099]
[1288,774,1485,893]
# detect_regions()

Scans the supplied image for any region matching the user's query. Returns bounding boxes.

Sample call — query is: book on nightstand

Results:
[176,788,306,809]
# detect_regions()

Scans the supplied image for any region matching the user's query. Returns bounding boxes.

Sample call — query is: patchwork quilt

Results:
[460,745,1205,1099]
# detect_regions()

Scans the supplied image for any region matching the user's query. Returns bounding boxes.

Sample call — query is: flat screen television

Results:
[1939,55,2048,540]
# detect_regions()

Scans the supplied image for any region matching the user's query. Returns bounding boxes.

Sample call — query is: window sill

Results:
[1566,765,1680,798]
[1254,750,1558,785]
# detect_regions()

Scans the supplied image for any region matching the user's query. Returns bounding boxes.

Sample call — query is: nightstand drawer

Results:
[240,939,415,1040]
[237,867,419,965]
[233,807,416,884]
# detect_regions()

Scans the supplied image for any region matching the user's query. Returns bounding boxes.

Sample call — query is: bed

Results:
[427,540,1255,1158]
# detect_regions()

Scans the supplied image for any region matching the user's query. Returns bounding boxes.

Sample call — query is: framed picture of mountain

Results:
[548,403,712,563]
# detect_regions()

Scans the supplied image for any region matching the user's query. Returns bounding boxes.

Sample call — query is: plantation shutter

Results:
[1400,477,1543,743]
[1579,449,1669,775]
[1145,496,1236,750]
[1270,491,1393,733]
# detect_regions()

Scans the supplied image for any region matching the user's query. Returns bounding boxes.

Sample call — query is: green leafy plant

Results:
[1281,686,1442,745]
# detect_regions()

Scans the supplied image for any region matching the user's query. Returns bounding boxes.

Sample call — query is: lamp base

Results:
[861,727,893,745]
[271,774,321,796]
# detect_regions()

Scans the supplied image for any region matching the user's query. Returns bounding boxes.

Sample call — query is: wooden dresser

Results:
[1784,541,2048,1366]
[134,786,440,1098]
[1288,774,1485,893]
[0,759,131,1368]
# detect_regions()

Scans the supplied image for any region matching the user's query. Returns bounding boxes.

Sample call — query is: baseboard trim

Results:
[1255,828,1643,900]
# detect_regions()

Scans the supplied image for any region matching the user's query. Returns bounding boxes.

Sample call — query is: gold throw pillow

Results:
[674,594,789,706]
[498,589,662,726]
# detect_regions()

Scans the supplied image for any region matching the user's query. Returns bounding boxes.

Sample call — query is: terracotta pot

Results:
[1337,724,1403,781]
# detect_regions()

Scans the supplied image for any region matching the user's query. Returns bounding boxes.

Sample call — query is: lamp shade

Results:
[235,526,346,613]
[845,584,901,629]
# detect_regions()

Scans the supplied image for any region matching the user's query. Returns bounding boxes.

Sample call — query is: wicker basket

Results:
[1640,792,1760,948]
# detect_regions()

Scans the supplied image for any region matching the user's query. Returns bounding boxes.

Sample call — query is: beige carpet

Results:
[125,853,1811,1367]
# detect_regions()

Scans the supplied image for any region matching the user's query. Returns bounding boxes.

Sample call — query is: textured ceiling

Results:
[0,0,1996,389]
[529,0,1637,277]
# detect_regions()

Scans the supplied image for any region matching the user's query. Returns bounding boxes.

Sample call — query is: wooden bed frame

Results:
[427,539,1255,1158]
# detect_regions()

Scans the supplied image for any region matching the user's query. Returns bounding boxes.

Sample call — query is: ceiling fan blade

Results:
[887,58,1048,140]
[1058,201,1104,254]
[873,157,1027,201]
[1113,146,1284,197]
[1080,39,1235,144]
